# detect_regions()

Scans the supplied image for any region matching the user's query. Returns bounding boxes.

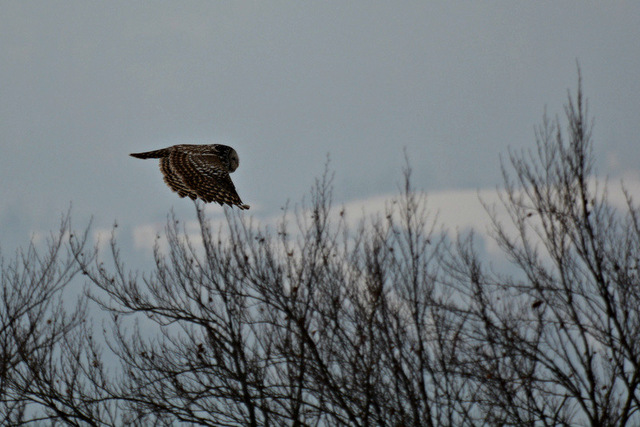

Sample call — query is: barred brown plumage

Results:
[130,144,249,209]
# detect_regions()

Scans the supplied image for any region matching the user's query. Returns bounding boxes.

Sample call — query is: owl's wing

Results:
[170,151,249,209]
[160,156,198,200]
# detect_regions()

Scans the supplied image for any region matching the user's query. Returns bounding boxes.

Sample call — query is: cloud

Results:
[131,169,640,265]
[129,185,500,254]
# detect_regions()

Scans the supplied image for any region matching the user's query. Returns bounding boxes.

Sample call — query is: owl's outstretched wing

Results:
[168,150,249,209]
[160,156,198,200]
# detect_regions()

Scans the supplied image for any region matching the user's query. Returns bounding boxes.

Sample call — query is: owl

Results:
[130,144,249,209]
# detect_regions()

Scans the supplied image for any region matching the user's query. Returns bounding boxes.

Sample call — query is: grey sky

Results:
[1,2,639,252]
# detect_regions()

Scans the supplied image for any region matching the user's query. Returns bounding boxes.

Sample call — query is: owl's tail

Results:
[130,148,170,159]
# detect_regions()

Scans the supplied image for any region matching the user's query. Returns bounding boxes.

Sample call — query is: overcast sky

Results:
[1,2,639,257]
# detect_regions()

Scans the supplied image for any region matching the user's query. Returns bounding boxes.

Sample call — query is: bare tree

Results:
[74,164,475,426]
[446,72,640,425]
[0,213,117,425]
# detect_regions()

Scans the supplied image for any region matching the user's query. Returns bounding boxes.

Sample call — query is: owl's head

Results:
[228,148,240,172]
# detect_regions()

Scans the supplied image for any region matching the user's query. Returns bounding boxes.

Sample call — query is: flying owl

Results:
[130,144,249,209]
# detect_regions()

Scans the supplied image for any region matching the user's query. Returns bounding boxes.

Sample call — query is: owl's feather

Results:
[130,144,249,209]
